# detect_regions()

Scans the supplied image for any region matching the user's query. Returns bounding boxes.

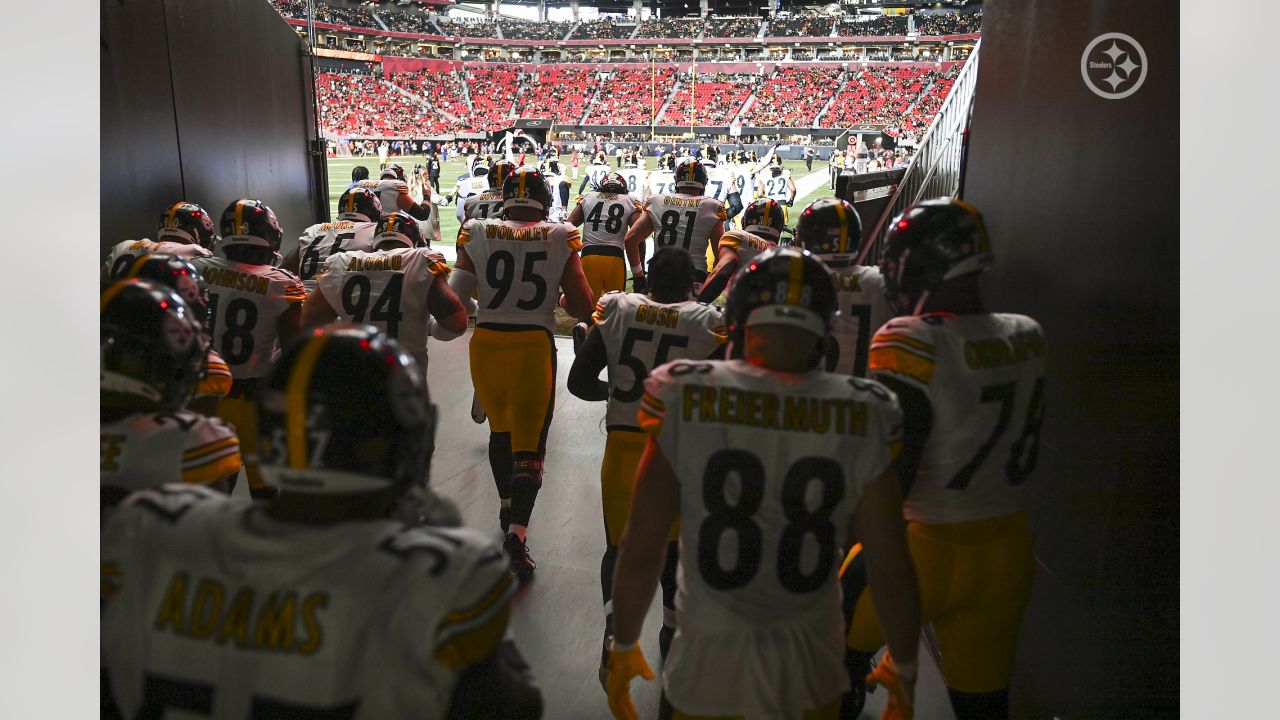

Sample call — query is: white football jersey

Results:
[637,359,902,714]
[463,189,504,221]
[620,168,648,201]
[458,218,583,333]
[104,239,211,279]
[356,178,412,215]
[824,262,895,378]
[575,191,642,251]
[316,247,451,370]
[101,411,241,497]
[704,165,738,206]
[583,163,612,191]
[295,219,378,293]
[192,258,307,379]
[870,313,1048,524]
[453,174,490,222]
[760,170,793,203]
[717,229,776,268]
[592,292,726,429]
[644,194,728,273]
[101,485,515,720]
[648,171,677,198]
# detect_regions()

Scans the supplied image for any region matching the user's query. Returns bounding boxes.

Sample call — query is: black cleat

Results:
[503,532,536,581]
[838,650,876,720]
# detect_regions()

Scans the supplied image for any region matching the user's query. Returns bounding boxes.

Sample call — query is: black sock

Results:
[660,541,679,620]
[509,452,543,528]
[488,432,513,500]
[947,687,1010,720]
[601,542,618,608]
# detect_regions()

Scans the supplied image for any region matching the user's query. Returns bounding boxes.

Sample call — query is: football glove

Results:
[604,643,654,720]
[631,274,647,294]
[866,653,916,720]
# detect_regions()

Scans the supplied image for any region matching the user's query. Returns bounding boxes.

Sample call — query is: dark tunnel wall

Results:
[962,1,1177,716]
[101,0,326,255]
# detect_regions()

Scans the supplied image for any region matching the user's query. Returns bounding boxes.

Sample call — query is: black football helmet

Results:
[673,159,708,193]
[382,163,407,182]
[741,198,787,243]
[502,167,553,218]
[374,212,426,249]
[156,202,217,247]
[337,187,382,223]
[112,254,211,329]
[794,198,863,257]
[219,199,284,252]
[544,159,563,176]
[488,160,518,189]
[257,325,437,497]
[598,171,628,195]
[880,198,992,315]
[660,154,675,172]
[101,278,208,412]
[724,247,837,365]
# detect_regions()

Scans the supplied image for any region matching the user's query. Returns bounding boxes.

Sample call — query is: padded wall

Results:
[101,0,325,255]
[962,1,1178,716]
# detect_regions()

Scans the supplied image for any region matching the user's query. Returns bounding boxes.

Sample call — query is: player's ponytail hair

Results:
[647,247,696,303]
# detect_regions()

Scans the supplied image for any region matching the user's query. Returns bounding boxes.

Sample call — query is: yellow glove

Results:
[605,641,655,720]
[866,652,916,720]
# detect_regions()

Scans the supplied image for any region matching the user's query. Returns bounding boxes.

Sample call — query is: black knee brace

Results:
[947,687,1010,720]
[509,453,544,528]
[660,541,679,611]
[488,433,513,499]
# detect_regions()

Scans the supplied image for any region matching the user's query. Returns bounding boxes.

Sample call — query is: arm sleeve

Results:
[697,258,737,304]
[873,375,929,497]
[725,191,743,221]
[448,268,478,316]
[567,324,610,402]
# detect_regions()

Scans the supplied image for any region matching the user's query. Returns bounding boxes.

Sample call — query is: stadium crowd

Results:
[660,73,758,126]
[499,18,576,41]
[634,17,704,39]
[767,14,834,38]
[583,67,678,125]
[839,15,909,36]
[738,67,841,128]
[435,17,497,38]
[571,18,635,40]
[915,11,983,35]
[705,16,762,39]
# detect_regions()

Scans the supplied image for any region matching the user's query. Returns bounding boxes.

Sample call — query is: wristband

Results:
[610,638,638,653]
[630,264,645,276]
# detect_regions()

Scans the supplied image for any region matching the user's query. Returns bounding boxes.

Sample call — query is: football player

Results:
[451,160,492,223]
[566,246,726,689]
[757,165,798,222]
[108,254,233,417]
[623,159,727,295]
[192,199,306,501]
[793,198,895,378]
[840,199,1046,720]
[358,164,419,215]
[304,212,467,372]
[620,160,648,204]
[566,171,643,338]
[604,247,921,720]
[579,155,614,195]
[101,326,543,719]
[701,148,744,229]
[696,197,785,304]
[283,186,381,294]
[103,201,215,278]
[542,159,572,223]
[463,160,517,222]
[452,167,595,579]
[100,279,240,505]
[647,154,676,198]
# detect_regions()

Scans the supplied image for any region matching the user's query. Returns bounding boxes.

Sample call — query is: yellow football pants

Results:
[469,326,556,454]
[581,251,626,309]
[845,511,1034,693]
[601,429,678,545]
[216,383,269,495]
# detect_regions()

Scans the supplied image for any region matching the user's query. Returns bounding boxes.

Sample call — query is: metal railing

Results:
[857,39,982,265]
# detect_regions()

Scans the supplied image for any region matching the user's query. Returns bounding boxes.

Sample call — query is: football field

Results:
[325,154,835,253]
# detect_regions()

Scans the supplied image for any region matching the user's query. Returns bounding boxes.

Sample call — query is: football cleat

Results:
[336,186,382,223]
[504,532,537,581]
[794,198,863,257]
[881,197,992,315]
[156,202,217,247]
[572,321,589,353]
